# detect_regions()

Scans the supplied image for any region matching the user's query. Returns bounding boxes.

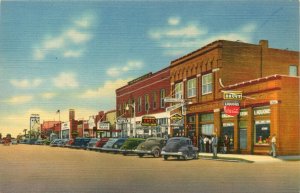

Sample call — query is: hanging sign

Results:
[224,101,240,116]
[223,91,243,100]
[141,116,157,126]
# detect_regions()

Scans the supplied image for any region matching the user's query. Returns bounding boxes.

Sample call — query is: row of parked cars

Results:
[48,136,199,160]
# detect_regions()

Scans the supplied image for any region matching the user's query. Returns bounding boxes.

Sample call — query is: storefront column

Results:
[270,100,280,152]
[234,115,239,153]
[247,107,254,154]
[213,108,221,136]
[195,114,199,147]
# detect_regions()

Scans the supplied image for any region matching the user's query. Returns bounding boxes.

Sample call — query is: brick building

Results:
[116,67,170,138]
[169,40,299,155]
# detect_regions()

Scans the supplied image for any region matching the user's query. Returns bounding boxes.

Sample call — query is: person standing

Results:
[271,134,277,157]
[204,136,209,153]
[212,133,218,158]
[223,134,230,154]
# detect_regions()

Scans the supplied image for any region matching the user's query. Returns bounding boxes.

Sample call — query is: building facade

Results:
[116,67,170,138]
[169,40,299,155]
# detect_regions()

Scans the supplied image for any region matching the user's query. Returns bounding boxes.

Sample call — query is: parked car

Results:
[65,139,74,147]
[119,138,145,155]
[35,139,46,145]
[100,138,127,153]
[71,138,92,149]
[86,138,101,150]
[50,139,63,147]
[161,137,199,160]
[134,137,167,158]
[91,137,109,151]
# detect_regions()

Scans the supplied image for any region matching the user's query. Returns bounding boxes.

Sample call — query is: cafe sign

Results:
[223,91,243,100]
[224,101,240,116]
[141,116,157,126]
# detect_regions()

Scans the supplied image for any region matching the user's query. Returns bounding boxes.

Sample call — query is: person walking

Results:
[212,133,218,158]
[271,134,277,157]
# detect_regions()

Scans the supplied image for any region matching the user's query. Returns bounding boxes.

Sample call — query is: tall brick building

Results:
[169,39,299,155]
[116,67,170,138]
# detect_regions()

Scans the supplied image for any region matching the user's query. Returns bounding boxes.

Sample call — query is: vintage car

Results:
[100,138,127,153]
[161,137,199,160]
[134,137,166,158]
[119,138,145,155]
[90,137,109,151]
[86,138,101,150]
[70,137,92,149]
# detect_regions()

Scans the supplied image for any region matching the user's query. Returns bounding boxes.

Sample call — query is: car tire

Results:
[182,154,188,160]
[152,149,160,158]
[123,152,127,156]
[138,154,144,158]
[164,155,168,160]
[194,152,199,159]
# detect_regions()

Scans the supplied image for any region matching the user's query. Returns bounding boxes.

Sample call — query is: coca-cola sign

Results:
[224,101,240,116]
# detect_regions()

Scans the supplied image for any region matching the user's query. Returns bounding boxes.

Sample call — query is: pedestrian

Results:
[212,132,218,158]
[223,134,230,154]
[271,134,277,157]
[208,137,212,153]
[204,136,209,153]
[199,135,204,152]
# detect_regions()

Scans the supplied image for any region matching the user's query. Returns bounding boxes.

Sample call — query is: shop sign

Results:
[98,122,110,130]
[170,113,183,121]
[254,108,270,116]
[224,101,240,116]
[165,103,184,112]
[141,116,157,126]
[164,97,184,103]
[223,91,243,100]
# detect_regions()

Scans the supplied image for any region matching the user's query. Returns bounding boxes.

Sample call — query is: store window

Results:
[187,78,196,98]
[202,73,212,95]
[254,120,270,145]
[175,82,183,99]
[201,113,214,122]
[187,115,196,137]
[222,122,234,150]
[239,121,247,150]
[201,124,214,136]
[160,89,166,108]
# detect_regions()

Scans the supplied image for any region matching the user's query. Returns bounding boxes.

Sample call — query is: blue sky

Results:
[0,1,299,137]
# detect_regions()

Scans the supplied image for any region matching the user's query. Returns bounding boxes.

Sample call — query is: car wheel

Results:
[123,152,127,156]
[164,155,168,160]
[182,154,188,160]
[194,152,199,159]
[138,154,144,158]
[152,149,160,158]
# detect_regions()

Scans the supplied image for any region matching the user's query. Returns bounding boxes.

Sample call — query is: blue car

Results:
[70,137,92,149]
[100,138,127,153]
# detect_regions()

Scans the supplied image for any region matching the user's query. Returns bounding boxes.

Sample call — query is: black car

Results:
[71,138,92,149]
[100,138,127,153]
[161,137,199,160]
[134,137,166,158]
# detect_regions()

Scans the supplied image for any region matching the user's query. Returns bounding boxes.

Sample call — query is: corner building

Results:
[116,67,170,138]
[170,40,299,155]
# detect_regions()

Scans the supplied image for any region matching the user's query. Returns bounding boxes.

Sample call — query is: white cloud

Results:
[40,92,56,99]
[53,72,79,88]
[7,95,33,105]
[33,13,95,60]
[10,78,43,89]
[168,17,181,26]
[149,21,257,57]
[63,50,84,58]
[80,78,131,99]
[106,60,144,77]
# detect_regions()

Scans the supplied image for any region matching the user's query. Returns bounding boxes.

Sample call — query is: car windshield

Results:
[168,138,181,143]
[146,138,157,142]
[89,138,99,143]
[104,139,118,147]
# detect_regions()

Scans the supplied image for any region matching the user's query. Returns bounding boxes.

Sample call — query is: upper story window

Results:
[187,78,196,98]
[175,82,183,99]
[202,73,212,95]
[152,92,157,109]
[145,94,150,113]
[138,97,142,112]
[160,89,166,108]
[289,65,298,76]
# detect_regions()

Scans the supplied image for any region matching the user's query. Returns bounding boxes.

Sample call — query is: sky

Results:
[0,0,299,137]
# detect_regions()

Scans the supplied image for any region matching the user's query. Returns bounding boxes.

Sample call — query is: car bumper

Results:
[134,150,152,154]
[161,151,183,156]
[100,147,120,152]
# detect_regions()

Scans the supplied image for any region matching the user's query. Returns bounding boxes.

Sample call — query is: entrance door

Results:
[239,129,247,150]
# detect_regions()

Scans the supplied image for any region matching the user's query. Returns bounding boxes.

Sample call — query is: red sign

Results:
[141,116,157,126]
[224,101,240,116]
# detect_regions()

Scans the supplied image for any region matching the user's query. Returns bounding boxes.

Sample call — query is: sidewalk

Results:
[198,152,300,163]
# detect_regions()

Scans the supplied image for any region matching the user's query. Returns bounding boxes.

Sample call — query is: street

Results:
[0,145,299,193]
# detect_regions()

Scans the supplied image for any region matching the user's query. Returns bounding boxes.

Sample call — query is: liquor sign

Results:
[141,116,157,126]
[224,101,240,116]
[223,91,243,100]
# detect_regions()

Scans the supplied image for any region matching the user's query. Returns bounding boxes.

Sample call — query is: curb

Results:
[198,155,254,163]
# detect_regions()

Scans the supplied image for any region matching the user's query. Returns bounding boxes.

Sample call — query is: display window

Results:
[221,122,234,150]
[254,120,270,145]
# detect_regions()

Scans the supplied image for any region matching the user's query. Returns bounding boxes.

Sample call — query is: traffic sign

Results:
[165,103,184,112]
[164,97,184,103]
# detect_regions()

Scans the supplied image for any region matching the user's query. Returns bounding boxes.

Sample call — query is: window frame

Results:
[202,73,213,95]
[187,78,196,98]
[160,89,166,108]
[175,82,183,99]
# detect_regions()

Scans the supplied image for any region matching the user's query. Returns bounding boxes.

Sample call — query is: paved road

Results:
[0,145,299,193]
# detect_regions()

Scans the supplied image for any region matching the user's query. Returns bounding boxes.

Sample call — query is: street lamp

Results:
[126,102,136,137]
